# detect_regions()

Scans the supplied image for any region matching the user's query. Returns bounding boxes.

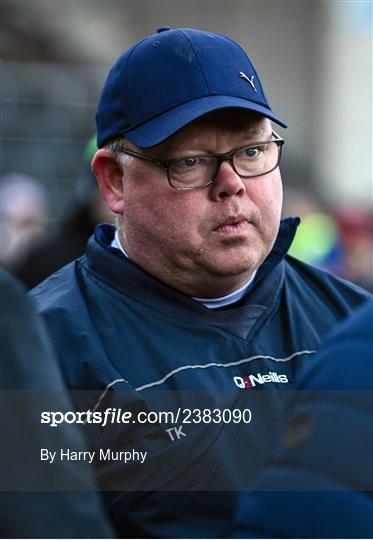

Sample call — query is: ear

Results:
[91,149,125,215]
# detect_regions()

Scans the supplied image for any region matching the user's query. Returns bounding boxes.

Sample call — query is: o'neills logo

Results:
[234,371,288,389]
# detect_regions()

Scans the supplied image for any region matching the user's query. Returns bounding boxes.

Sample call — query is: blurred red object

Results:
[334,208,373,291]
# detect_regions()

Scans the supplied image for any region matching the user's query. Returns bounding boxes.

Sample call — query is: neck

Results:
[112,228,256,298]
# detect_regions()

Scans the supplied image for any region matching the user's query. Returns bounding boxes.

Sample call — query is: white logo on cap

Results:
[239,72,257,93]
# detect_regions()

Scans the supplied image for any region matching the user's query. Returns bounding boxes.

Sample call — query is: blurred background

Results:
[0,0,372,289]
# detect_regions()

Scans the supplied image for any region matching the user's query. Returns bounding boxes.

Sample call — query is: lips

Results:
[213,215,249,234]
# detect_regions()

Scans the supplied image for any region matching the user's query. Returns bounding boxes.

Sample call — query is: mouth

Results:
[213,215,250,235]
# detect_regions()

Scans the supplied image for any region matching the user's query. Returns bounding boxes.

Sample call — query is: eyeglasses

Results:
[115,131,284,190]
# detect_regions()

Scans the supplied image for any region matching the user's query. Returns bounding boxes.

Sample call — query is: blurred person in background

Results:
[14,136,112,289]
[0,173,49,272]
[283,186,348,282]
[283,187,342,272]
[283,187,373,292]
[30,27,370,538]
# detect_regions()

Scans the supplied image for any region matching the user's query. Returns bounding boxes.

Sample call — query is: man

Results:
[31,27,369,538]
[0,268,113,538]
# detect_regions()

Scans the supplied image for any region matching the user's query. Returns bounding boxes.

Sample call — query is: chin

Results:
[203,256,259,279]
[193,240,270,278]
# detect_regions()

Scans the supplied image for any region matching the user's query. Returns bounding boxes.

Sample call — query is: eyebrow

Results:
[248,128,264,137]
[244,124,270,138]
[155,123,273,159]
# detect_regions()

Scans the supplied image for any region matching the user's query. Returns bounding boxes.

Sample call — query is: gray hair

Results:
[102,137,133,228]
[104,137,133,167]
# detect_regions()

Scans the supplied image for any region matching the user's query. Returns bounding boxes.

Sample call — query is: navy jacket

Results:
[233,300,373,538]
[30,219,369,538]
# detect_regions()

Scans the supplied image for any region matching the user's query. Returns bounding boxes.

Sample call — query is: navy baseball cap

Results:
[96,27,287,148]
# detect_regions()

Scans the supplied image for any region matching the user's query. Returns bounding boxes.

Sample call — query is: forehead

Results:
[139,109,271,157]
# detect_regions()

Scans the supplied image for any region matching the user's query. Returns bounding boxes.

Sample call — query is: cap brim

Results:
[123,95,287,148]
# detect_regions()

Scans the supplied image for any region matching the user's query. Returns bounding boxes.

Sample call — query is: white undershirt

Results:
[111,229,256,309]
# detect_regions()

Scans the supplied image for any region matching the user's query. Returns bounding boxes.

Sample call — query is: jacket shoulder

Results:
[283,255,370,314]
[29,260,81,315]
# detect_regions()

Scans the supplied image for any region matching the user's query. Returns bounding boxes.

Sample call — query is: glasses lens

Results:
[168,141,281,189]
[169,156,217,188]
[234,142,279,177]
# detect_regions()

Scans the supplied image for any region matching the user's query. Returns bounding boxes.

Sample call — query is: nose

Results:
[209,160,246,200]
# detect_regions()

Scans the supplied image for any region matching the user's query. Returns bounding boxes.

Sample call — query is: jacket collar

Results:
[81,218,299,339]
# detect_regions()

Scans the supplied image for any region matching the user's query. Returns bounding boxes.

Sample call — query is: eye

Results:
[244,146,259,158]
[182,157,199,168]
[171,156,201,173]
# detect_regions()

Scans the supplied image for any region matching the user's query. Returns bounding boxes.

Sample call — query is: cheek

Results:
[250,175,283,233]
[267,179,283,222]
[121,182,204,246]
